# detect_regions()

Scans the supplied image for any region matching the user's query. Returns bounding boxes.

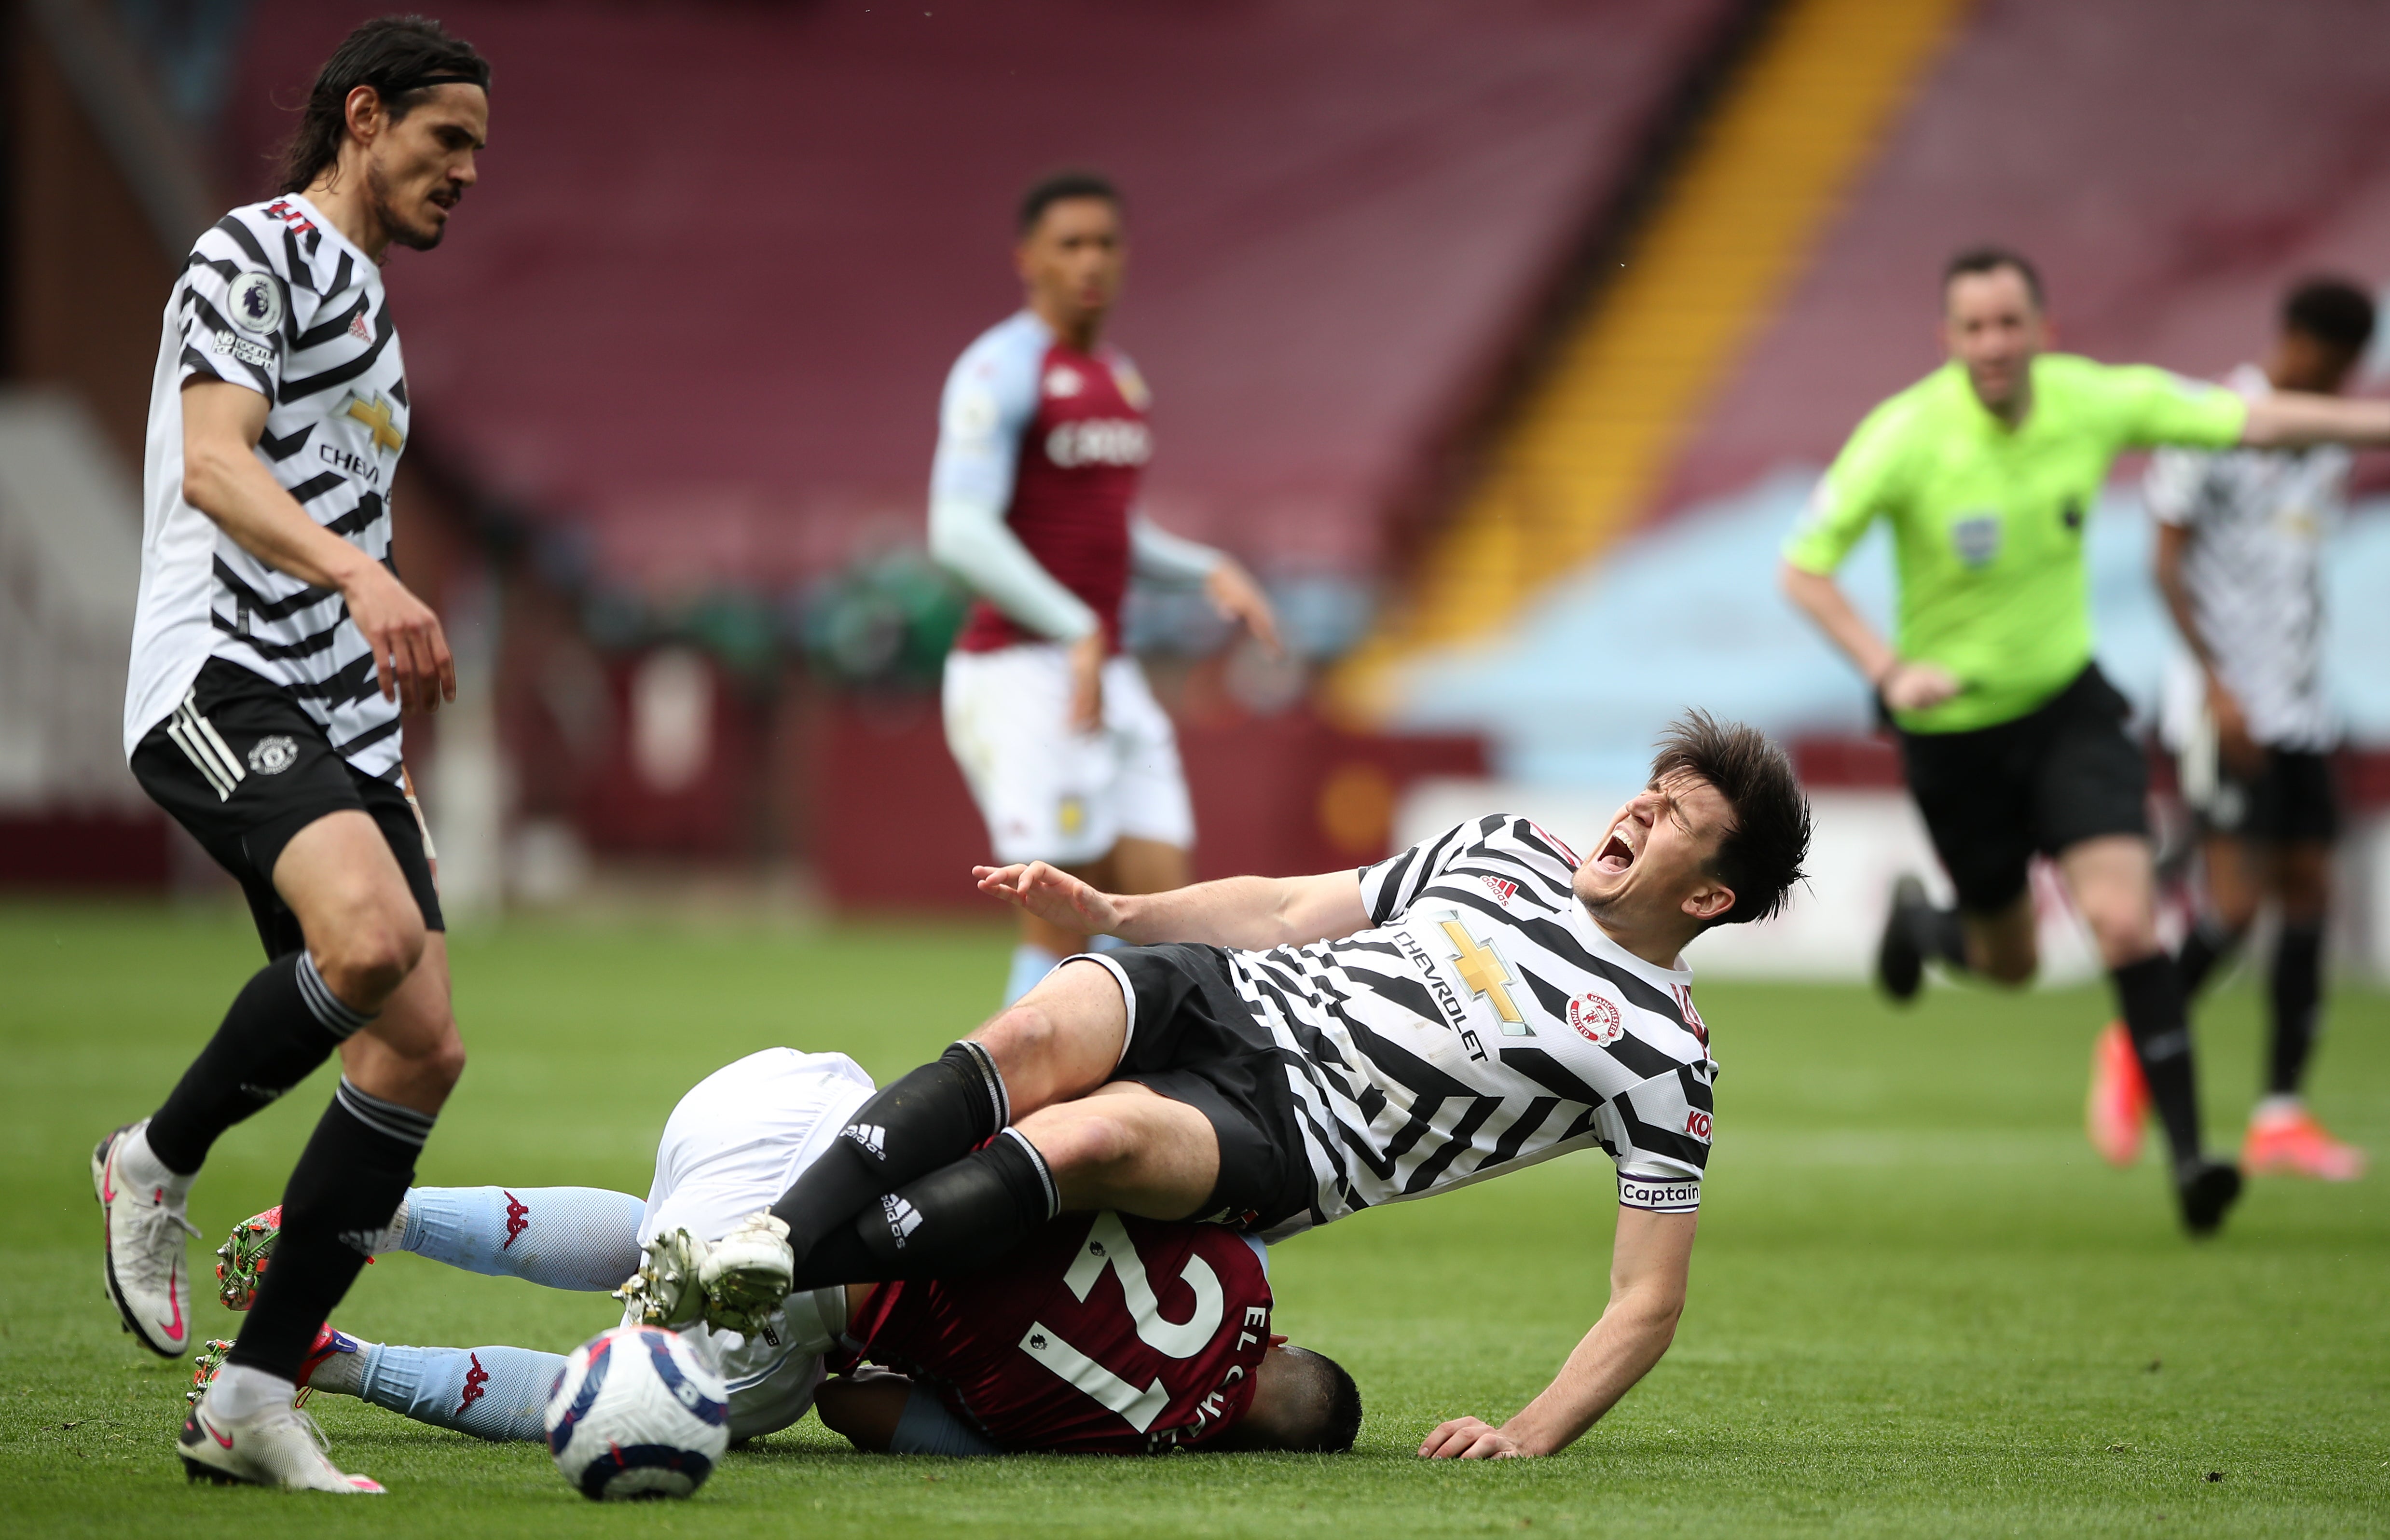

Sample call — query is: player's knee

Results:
[415,1024,467,1097]
[2080,903,2157,966]
[323,918,424,1003]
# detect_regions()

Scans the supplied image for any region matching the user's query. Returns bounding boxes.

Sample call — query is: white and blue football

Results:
[544,1325,730,1500]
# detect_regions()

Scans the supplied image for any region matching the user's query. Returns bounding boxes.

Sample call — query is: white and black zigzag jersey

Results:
[2145,364,2345,753]
[1223,815,1716,1242]
[125,193,411,779]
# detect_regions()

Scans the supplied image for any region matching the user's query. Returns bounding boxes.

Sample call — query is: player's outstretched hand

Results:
[345,564,456,715]
[974,861,1123,936]
[1419,1416,1525,1459]
[1204,560,1284,659]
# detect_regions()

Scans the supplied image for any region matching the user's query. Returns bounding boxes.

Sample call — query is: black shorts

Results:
[2185,746,2340,845]
[1068,943,1315,1234]
[130,658,442,958]
[1897,664,2148,914]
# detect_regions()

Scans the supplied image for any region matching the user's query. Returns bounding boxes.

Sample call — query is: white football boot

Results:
[615,1226,712,1330]
[91,1122,200,1357]
[179,1394,383,1492]
[699,1211,796,1336]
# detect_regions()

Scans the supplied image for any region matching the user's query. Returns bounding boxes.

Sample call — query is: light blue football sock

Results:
[357,1342,562,1443]
[1002,944,1061,1007]
[400,1185,647,1292]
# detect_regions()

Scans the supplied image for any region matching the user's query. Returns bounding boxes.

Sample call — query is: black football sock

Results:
[145,950,375,1176]
[227,1079,430,1380]
[2174,915,2244,1000]
[791,1129,1058,1287]
[2266,921,2325,1097]
[769,1042,1010,1259]
[2110,954,2204,1168]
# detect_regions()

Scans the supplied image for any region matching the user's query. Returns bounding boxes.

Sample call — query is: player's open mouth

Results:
[1595,830,1635,874]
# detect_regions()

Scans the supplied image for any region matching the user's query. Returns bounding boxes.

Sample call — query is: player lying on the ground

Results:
[200,1047,1359,1456]
[696,711,1810,1459]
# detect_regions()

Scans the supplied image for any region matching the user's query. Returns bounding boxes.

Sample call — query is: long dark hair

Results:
[275,15,490,195]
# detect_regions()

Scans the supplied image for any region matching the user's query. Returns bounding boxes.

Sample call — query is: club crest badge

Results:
[247,735,298,775]
[1043,365,1083,399]
[1567,990,1623,1046]
[229,272,283,334]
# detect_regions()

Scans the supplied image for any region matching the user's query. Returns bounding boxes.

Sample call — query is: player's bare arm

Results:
[973,861,1368,949]
[182,382,454,714]
[1420,1208,1695,1458]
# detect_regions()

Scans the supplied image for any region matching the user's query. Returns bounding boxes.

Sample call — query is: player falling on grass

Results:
[1779,247,2390,1235]
[932,170,1281,1007]
[686,712,1808,1460]
[95,17,488,1493]
[200,1048,1360,1457]
[2144,277,2377,1182]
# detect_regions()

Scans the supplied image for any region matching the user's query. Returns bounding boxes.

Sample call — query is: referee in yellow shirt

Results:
[1780,248,2390,1234]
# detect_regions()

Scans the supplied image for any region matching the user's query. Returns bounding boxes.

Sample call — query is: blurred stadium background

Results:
[7,0,2389,982]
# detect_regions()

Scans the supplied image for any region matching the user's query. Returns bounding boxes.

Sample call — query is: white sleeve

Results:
[1128,516,1224,586]
[2143,446,2214,528]
[928,495,1099,641]
[925,327,1099,642]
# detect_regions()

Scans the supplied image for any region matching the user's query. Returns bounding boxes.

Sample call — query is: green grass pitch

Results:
[2,901,2385,1537]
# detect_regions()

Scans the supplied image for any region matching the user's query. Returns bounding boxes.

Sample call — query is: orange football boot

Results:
[2086,1021,2151,1168]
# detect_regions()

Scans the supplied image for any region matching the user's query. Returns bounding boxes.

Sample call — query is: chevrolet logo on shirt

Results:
[343,392,404,454]
[1440,917,1530,1035]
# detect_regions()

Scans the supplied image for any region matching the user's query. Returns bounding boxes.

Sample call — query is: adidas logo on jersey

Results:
[1044,419,1152,469]
[844,1123,888,1161]
[348,311,371,342]
[881,1195,924,1248]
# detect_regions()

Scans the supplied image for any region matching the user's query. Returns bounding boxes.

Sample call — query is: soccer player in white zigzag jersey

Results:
[98,17,488,1494]
[690,712,1811,1459]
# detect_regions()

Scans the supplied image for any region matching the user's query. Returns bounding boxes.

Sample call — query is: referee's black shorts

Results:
[1062,943,1316,1235]
[1896,663,2148,915]
[130,657,443,960]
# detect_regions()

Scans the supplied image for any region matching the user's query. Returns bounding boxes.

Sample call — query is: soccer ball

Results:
[544,1326,730,1500]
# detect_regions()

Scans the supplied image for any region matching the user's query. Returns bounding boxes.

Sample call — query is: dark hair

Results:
[1017,169,1121,236]
[1226,1347,1362,1453]
[1943,245,2044,309]
[2283,276,2376,353]
[275,15,490,194]
[1648,710,1811,929]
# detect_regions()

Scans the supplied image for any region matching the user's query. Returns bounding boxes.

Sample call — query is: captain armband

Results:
[1616,1173,1702,1213]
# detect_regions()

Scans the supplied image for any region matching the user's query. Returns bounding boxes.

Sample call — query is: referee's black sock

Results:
[2174,915,2244,1000]
[2110,954,2204,1168]
[1918,905,1969,971]
[2266,921,2326,1097]
[228,1079,429,1381]
[145,950,374,1176]
[769,1042,1011,1262]
[793,1130,1058,1288]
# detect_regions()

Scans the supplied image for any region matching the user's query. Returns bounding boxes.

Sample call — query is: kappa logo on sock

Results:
[881,1195,924,1249]
[845,1123,889,1162]
[337,1228,382,1257]
[458,1352,488,1414]
[501,1191,530,1250]
[236,1084,287,1104]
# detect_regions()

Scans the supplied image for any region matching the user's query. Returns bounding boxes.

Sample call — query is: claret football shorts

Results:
[942,643,1195,868]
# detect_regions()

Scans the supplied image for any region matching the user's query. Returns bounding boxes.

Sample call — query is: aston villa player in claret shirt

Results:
[929,171,1282,1008]
[819,1210,1356,1455]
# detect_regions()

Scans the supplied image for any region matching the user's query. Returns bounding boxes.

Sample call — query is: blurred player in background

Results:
[930,171,1281,1007]
[2148,277,2377,1182]
[96,18,490,1492]
[1782,248,2390,1234]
